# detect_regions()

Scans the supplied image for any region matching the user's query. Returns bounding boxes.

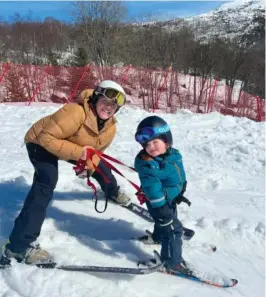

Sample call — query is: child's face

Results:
[145,138,167,157]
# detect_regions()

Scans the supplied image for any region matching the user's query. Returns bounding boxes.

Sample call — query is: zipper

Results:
[168,160,183,191]
[96,137,101,148]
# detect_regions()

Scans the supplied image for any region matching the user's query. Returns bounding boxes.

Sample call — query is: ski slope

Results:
[0,103,264,297]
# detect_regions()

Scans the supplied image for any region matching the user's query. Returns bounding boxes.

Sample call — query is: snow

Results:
[164,0,265,44]
[0,103,265,297]
[218,0,265,10]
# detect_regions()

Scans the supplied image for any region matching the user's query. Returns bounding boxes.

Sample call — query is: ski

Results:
[138,260,238,288]
[122,202,154,222]
[0,251,163,275]
[132,229,217,252]
[134,237,217,253]
[0,262,162,274]
[158,268,238,288]
[120,203,218,252]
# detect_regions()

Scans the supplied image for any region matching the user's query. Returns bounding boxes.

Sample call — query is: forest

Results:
[0,1,264,97]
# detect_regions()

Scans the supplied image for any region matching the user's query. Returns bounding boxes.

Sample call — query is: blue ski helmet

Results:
[135,116,173,146]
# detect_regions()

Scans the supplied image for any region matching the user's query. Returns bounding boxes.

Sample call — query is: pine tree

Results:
[73,47,89,67]
[46,50,59,66]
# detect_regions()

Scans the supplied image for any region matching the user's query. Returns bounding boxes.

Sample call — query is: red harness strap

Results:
[73,148,148,206]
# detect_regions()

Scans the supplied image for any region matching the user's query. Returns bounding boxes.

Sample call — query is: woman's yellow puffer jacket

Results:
[24,89,117,173]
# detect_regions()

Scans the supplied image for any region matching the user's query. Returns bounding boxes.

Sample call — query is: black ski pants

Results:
[146,202,184,267]
[7,143,119,253]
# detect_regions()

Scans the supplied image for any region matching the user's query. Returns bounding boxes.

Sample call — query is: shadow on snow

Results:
[0,178,151,263]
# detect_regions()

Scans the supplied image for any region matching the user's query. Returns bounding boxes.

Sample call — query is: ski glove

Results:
[180,181,187,196]
[174,181,191,207]
[152,203,174,233]
[175,195,191,206]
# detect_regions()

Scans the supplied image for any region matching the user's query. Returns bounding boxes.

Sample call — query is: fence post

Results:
[121,64,132,84]
[0,60,10,86]
[256,96,262,122]
[27,65,50,106]
[206,78,219,113]
[153,64,172,112]
[67,65,90,103]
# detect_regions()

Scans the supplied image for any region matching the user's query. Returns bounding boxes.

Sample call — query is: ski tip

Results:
[211,246,217,252]
[220,278,238,287]
[230,279,238,287]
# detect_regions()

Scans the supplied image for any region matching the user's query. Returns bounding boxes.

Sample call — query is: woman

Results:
[2,80,131,265]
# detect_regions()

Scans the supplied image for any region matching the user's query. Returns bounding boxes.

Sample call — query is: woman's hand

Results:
[80,146,101,176]
[74,146,95,178]
[81,146,94,160]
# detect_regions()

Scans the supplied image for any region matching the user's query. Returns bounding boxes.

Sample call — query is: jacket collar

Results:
[138,148,171,163]
[83,98,117,135]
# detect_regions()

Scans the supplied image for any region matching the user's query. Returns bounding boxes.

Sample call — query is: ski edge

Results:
[166,271,238,288]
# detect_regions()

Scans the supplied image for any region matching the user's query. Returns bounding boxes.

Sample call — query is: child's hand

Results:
[153,203,174,232]
[175,195,191,207]
[180,181,187,196]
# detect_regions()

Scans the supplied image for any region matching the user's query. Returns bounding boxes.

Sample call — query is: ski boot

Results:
[164,259,194,276]
[183,227,195,241]
[2,242,54,265]
[137,230,161,245]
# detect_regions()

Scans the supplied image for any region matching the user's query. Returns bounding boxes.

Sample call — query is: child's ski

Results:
[122,202,154,222]
[120,203,217,251]
[158,267,238,288]
[134,238,217,253]
[138,259,238,288]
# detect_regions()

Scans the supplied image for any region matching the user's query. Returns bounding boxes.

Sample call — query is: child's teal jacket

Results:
[134,148,186,208]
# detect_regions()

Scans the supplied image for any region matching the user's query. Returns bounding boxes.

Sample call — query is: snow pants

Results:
[146,202,183,267]
[7,143,119,253]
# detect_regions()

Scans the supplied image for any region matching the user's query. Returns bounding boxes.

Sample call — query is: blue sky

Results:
[0,1,226,23]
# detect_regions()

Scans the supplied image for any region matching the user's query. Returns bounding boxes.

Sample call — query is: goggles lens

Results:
[97,87,126,107]
[100,97,119,109]
[135,125,169,144]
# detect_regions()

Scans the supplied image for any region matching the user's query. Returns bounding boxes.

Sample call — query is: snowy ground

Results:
[0,103,265,297]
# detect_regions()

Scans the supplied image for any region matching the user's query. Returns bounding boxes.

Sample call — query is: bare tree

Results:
[71,1,126,67]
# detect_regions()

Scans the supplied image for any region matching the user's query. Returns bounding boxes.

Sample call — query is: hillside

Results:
[139,1,265,45]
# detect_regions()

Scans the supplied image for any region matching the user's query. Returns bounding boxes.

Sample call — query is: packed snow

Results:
[0,103,264,297]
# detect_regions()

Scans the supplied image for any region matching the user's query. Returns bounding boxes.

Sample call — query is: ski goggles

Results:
[135,125,170,144]
[95,87,126,107]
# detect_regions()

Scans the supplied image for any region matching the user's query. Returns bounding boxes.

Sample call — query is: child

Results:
[134,115,192,275]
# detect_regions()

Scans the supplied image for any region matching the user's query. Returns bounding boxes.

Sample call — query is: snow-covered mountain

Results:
[139,1,265,44]
[186,1,265,43]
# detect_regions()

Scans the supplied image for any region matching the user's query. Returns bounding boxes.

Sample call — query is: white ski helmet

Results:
[94,80,126,107]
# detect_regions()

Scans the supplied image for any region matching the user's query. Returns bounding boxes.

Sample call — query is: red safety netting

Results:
[0,62,264,122]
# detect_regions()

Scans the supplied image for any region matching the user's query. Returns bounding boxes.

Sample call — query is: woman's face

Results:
[95,97,118,120]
